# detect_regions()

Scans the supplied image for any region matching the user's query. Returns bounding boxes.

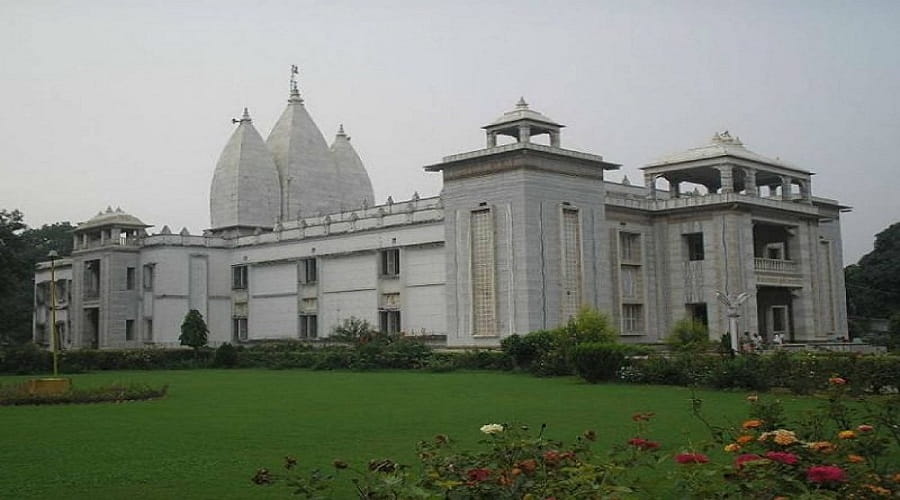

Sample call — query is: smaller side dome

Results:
[330,124,375,211]
[76,206,150,232]
[210,108,282,231]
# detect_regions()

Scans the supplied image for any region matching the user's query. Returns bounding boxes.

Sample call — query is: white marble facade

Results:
[33,91,849,349]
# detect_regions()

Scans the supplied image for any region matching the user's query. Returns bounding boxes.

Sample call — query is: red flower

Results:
[765,451,799,465]
[828,377,847,385]
[857,424,874,433]
[675,452,709,464]
[806,465,847,484]
[735,453,765,469]
[516,459,537,474]
[628,437,661,450]
[542,450,560,465]
[466,468,491,482]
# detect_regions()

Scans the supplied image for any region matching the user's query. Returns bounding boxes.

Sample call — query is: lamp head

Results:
[48,250,59,259]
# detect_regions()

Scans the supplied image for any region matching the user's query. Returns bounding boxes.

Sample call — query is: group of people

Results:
[740,331,784,352]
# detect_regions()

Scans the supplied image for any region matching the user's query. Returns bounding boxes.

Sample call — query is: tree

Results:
[179,309,209,350]
[845,221,900,319]
[0,210,74,345]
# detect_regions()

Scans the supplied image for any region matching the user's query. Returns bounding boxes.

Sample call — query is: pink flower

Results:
[735,453,765,469]
[806,465,847,484]
[675,452,709,464]
[765,451,799,465]
[857,424,874,433]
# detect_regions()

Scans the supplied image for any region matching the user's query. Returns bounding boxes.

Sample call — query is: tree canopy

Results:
[845,221,900,319]
[0,209,74,345]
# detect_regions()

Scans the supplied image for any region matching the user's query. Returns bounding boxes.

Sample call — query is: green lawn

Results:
[0,369,814,499]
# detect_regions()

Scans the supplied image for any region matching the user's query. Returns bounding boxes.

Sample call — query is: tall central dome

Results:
[266,86,338,219]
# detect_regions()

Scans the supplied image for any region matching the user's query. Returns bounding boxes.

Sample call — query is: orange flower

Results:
[806,441,836,454]
[893,472,900,482]
[863,484,892,496]
[828,376,847,385]
[742,419,763,429]
[772,429,798,446]
[838,430,857,440]
[737,435,755,445]
[847,454,865,463]
[724,443,741,453]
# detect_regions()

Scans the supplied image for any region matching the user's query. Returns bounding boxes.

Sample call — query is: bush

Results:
[572,342,633,383]
[708,355,770,391]
[213,343,239,368]
[179,309,209,350]
[666,318,712,352]
[0,382,168,406]
[0,343,51,374]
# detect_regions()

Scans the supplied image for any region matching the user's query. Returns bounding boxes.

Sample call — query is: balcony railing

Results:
[754,258,797,274]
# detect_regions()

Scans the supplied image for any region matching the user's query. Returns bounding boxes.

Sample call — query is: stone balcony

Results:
[754,258,803,287]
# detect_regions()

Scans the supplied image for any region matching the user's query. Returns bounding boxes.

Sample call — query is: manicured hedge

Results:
[0,382,168,406]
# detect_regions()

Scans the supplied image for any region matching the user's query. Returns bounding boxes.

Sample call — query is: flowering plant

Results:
[670,376,899,499]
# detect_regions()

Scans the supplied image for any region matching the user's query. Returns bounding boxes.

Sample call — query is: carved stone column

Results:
[549,130,560,147]
[744,167,758,196]
[486,132,497,148]
[644,172,657,200]
[798,179,812,203]
[518,125,531,143]
[781,176,792,200]
[718,164,734,193]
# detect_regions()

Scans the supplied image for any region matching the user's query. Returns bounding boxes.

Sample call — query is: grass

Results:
[0,369,816,499]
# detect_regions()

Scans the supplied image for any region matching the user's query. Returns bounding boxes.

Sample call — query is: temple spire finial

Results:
[337,123,345,136]
[288,64,304,104]
[516,96,528,109]
[232,107,251,124]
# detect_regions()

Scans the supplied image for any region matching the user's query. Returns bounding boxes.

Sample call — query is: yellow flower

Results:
[838,430,857,440]
[772,429,798,446]
[724,443,741,453]
[746,394,758,402]
[742,419,763,429]
[737,435,755,445]
[847,454,865,463]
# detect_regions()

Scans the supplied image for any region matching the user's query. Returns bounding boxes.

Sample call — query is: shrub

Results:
[572,342,633,382]
[179,309,209,350]
[330,317,383,345]
[666,318,712,352]
[213,343,239,368]
[0,382,168,406]
[0,343,51,374]
[709,355,770,391]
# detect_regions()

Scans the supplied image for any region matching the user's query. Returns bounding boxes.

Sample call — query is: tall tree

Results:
[0,210,74,345]
[845,221,900,319]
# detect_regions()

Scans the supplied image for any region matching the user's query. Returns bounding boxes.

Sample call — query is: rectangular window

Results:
[470,208,496,336]
[299,314,317,338]
[619,232,641,262]
[685,233,705,261]
[561,207,583,320]
[126,267,135,290]
[233,317,248,341]
[144,319,153,341]
[125,319,135,341]
[298,258,317,284]
[143,264,154,290]
[620,265,642,299]
[622,304,644,334]
[380,249,400,277]
[379,310,401,334]
[232,265,248,290]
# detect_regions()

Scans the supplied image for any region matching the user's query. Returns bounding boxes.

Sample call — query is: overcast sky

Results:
[1,0,897,265]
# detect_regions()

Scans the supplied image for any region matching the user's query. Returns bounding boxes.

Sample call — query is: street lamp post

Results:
[48,250,60,376]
